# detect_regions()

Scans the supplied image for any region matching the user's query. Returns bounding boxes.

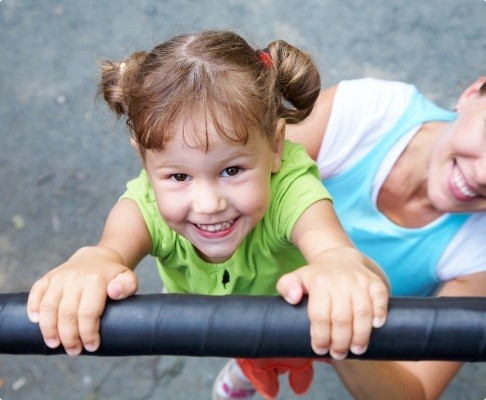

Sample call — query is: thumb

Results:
[107,270,138,300]
[276,271,306,305]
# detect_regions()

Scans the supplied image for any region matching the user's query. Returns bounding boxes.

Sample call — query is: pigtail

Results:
[95,31,321,154]
[97,51,148,118]
[266,40,321,123]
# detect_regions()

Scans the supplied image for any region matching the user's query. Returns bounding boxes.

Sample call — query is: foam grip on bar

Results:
[0,293,485,361]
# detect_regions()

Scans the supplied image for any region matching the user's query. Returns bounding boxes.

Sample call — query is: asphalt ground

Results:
[0,1,485,399]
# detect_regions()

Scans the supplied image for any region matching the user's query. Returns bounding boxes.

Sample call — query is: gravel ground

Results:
[0,1,485,399]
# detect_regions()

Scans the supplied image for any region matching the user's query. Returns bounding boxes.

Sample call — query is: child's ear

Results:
[271,118,286,173]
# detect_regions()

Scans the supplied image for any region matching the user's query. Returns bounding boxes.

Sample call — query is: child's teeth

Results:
[197,219,234,232]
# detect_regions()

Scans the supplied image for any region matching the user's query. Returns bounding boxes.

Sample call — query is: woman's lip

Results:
[450,163,479,201]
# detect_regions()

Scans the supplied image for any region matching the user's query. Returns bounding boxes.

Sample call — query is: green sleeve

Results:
[270,141,332,242]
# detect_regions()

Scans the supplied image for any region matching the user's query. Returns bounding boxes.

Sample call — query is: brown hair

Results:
[98,30,321,156]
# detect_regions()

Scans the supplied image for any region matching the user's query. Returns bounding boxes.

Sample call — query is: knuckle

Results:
[308,308,330,325]
[30,278,45,292]
[331,344,348,353]
[375,304,388,315]
[352,337,370,349]
[127,278,138,293]
[371,281,390,298]
[61,337,80,349]
[313,275,330,288]
[39,301,59,314]
[330,337,350,351]
[354,303,372,319]
[330,313,352,328]
[58,309,77,323]
[351,327,371,343]
[82,273,105,287]
[310,330,329,348]
[78,308,100,321]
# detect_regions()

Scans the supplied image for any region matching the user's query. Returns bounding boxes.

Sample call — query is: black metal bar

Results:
[0,293,485,361]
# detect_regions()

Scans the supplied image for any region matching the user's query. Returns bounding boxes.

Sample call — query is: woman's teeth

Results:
[196,219,235,232]
[454,167,478,198]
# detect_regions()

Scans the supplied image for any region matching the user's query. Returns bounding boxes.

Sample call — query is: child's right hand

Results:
[27,246,138,356]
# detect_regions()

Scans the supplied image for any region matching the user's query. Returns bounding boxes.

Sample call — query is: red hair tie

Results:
[257,49,273,69]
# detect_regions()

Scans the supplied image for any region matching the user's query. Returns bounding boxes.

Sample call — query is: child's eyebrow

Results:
[154,163,186,170]
[150,146,255,170]
[217,148,257,163]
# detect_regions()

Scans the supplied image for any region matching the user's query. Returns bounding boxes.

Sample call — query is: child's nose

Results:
[192,183,227,214]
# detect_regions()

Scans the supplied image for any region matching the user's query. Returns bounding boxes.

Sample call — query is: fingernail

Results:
[45,338,60,349]
[109,282,122,299]
[286,288,299,303]
[65,347,81,357]
[350,345,367,355]
[313,347,329,356]
[28,311,39,323]
[373,316,386,328]
[84,342,98,353]
[330,350,348,360]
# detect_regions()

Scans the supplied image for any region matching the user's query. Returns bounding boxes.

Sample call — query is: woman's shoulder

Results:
[438,213,486,280]
[316,78,418,177]
[337,77,416,96]
[331,78,418,136]
[454,213,486,243]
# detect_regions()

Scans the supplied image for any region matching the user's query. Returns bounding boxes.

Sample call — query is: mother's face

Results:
[428,77,486,213]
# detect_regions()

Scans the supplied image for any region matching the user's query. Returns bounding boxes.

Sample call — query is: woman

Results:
[284,76,486,399]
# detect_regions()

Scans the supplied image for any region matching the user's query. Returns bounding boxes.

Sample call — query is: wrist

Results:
[70,246,126,265]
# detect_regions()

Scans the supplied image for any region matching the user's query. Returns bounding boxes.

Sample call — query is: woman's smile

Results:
[450,162,480,202]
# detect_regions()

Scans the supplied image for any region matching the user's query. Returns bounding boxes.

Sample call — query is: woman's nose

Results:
[474,156,486,186]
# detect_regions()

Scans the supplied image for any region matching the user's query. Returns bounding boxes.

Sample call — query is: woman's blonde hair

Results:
[98,30,321,156]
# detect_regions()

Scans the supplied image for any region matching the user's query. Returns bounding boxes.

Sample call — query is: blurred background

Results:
[0,0,485,398]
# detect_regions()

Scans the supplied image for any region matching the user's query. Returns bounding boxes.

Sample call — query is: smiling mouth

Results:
[453,165,479,198]
[195,219,236,233]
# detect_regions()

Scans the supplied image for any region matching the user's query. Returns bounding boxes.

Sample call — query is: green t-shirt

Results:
[122,140,331,295]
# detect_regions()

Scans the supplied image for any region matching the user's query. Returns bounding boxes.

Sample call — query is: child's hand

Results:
[27,246,138,356]
[276,247,389,360]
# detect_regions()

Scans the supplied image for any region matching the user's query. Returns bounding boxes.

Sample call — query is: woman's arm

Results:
[331,271,486,400]
[286,85,337,160]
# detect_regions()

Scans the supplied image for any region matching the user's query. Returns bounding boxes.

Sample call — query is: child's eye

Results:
[171,173,189,182]
[221,166,241,177]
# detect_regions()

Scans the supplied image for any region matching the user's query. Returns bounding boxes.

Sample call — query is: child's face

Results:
[144,121,283,263]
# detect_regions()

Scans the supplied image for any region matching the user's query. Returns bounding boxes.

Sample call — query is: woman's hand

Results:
[27,246,138,356]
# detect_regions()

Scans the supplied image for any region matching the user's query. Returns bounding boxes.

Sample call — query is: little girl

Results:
[27,30,389,398]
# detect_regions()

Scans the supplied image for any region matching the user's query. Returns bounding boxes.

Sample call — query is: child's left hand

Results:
[277,247,389,360]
